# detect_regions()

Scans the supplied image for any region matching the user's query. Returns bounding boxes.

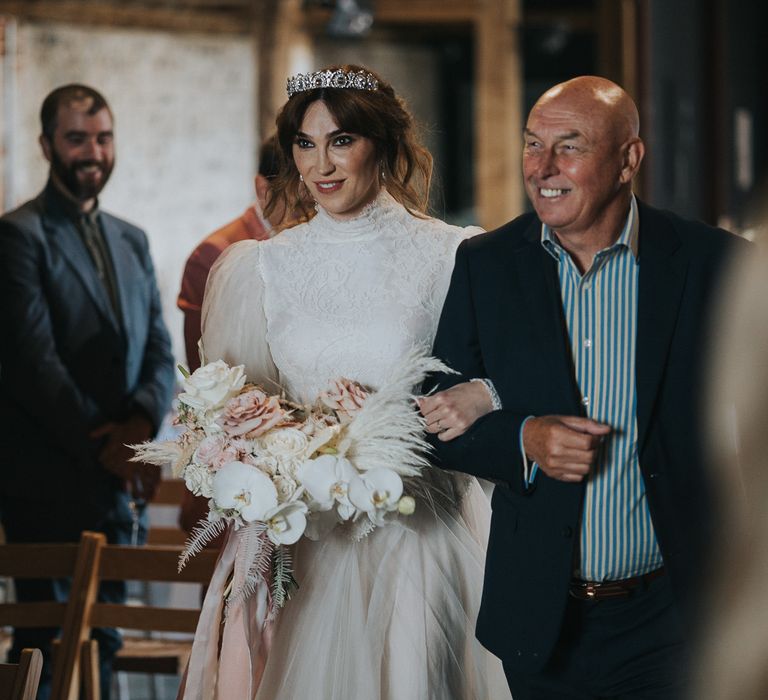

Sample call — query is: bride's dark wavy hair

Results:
[264,64,433,224]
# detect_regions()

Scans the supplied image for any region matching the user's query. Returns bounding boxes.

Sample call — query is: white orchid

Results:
[348,468,404,525]
[264,502,308,545]
[298,454,358,520]
[212,460,278,522]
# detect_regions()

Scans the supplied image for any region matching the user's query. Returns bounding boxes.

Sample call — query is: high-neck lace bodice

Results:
[201,191,481,403]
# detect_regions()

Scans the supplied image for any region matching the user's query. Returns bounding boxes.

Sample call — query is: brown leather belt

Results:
[569,567,665,601]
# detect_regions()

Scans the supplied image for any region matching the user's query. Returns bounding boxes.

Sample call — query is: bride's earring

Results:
[380,162,385,181]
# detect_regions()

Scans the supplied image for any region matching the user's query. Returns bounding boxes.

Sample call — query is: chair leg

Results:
[80,639,101,700]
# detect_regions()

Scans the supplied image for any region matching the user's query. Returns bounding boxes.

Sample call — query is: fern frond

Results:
[271,545,298,613]
[227,524,272,610]
[179,517,227,572]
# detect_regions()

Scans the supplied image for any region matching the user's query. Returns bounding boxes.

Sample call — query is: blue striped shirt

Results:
[541,197,663,581]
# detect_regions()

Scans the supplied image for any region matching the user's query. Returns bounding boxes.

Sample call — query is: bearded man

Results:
[0,84,174,699]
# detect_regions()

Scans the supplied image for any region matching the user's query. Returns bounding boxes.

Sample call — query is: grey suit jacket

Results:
[0,182,174,528]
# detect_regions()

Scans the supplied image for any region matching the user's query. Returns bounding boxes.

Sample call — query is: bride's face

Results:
[292,100,380,221]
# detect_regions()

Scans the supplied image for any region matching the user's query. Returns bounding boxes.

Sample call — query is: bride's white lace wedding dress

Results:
[180,190,511,700]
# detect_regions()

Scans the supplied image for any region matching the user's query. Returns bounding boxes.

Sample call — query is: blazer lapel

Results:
[43,206,120,332]
[635,202,689,451]
[510,219,581,414]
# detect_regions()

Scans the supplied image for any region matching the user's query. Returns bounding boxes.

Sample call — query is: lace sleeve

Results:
[200,240,279,387]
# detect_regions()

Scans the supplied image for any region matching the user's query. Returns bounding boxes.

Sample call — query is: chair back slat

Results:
[0,544,79,577]
[0,602,67,628]
[89,603,201,634]
[98,545,218,583]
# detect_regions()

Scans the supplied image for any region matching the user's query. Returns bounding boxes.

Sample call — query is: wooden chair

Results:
[0,648,43,700]
[0,532,104,700]
[79,543,218,700]
[146,478,188,547]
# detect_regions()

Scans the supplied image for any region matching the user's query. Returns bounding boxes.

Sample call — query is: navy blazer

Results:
[0,184,174,528]
[427,200,747,672]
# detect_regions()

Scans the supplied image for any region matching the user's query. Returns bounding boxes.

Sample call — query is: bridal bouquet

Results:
[133,350,445,614]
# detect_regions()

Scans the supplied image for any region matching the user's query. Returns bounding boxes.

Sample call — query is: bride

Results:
[179,65,511,700]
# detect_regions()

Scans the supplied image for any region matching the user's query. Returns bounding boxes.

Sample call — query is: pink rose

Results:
[213,444,241,470]
[218,389,287,438]
[320,378,369,422]
[194,435,226,466]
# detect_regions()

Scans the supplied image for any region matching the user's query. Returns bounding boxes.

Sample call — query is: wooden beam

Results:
[372,0,478,24]
[302,0,478,26]
[0,1,251,34]
[475,0,524,228]
[596,0,622,84]
[256,0,314,138]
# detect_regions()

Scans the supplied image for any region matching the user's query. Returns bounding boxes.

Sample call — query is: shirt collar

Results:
[541,194,639,261]
[44,178,101,224]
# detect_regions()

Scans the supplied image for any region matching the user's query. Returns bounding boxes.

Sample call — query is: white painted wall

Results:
[3,20,257,362]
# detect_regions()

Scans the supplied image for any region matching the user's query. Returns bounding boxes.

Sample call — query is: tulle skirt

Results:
[179,476,511,700]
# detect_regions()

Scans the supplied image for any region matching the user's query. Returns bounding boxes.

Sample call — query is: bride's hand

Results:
[418,381,494,441]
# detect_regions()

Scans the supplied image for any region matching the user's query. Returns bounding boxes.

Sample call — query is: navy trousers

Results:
[503,574,690,700]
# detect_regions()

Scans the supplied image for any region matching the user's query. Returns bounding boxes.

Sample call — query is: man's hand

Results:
[523,415,611,482]
[418,381,494,441]
[91,413,160,499]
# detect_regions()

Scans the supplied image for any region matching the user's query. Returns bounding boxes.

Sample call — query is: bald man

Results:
[421,77,747,698]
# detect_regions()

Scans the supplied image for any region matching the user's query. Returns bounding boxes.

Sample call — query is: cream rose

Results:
[183,463,214,498]
[243,453,279,477]
[261,427,310,460]
[273,475,299,503]
[179,360,246,414]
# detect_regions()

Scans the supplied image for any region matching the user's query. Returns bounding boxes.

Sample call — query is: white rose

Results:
[244,453,279,477]
[201,470,216,498]
[183,464,214,498]
[179,360,246,414]
[260,428,310,459]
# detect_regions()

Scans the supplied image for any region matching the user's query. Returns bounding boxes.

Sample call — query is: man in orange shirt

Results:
[177,135,283,371]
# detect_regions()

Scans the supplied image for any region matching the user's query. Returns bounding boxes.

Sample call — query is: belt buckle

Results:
[583,583,599,599]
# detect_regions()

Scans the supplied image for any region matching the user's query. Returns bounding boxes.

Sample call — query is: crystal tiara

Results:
[286,69,379,98]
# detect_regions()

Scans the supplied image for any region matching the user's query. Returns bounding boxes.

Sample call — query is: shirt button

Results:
[581,396,590,407]
[583,338,592,349]
[562,526,573,538]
